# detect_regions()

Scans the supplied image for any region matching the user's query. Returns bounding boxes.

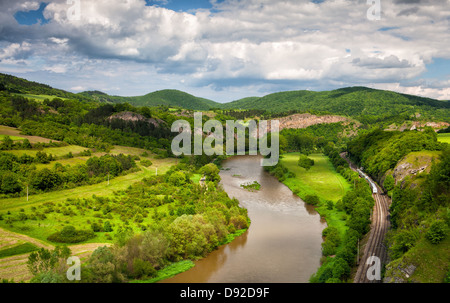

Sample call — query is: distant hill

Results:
[79,89,222,111]
[1,73,448,121]
[0,73,90,101]
[222,87,450,122]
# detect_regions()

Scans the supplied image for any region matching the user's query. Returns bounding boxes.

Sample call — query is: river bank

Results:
[160,155,326,283]
[267,153,357,282]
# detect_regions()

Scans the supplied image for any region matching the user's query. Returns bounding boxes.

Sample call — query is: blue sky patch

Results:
[14,2,49,25]
[145,0,217,12]
[423,58,450,79]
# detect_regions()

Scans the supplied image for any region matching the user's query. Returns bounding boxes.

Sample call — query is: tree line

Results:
[0,152,137,196]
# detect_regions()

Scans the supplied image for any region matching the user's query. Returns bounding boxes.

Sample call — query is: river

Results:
[162,155,326,283]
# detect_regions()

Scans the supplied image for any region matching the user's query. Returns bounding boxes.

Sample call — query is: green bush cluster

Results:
[263,162,295,182]
[298,154,314,170]
[47,225,95,243]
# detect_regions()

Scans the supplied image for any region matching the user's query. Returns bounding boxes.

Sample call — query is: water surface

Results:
[163,155,326,283]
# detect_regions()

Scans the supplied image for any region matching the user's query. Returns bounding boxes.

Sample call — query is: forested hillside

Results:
[79,89,221,111]
[0,73,90,102]
[222,87,450,123]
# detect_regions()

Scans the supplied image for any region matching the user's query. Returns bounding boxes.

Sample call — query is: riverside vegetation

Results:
[264,126,449,282]
[0,73,448,283]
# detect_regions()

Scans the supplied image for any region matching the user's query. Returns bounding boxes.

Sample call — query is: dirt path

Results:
[0,125,59,144]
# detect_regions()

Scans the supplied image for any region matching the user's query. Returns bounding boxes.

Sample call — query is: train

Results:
[356,168,378,194]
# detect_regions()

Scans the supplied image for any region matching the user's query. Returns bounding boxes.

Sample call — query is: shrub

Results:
[140,159,152,167]
[132,258,156,279]
[104,221,113,232]
[298,154,314,170]
[303,194,320,206]
[426,220,448,244]
[47,225,95,243]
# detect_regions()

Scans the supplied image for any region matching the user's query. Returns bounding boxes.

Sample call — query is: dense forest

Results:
[222,87,450,123]
[347,128,445,182]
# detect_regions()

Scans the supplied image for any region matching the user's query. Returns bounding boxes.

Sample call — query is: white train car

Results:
[357,168,378,194]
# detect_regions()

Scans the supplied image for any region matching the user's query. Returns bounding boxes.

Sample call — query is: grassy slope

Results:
[385,235,450,283]
[0,135,24,141]
[437,133,450,144]
[383,148,448,283]
[12,93,69,102]
[280,153,351,202]
[6,145,88,158]
[0,157,175,212]
[0,143,176,282]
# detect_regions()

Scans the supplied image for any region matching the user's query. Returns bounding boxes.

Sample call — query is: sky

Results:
[0,0,450,103]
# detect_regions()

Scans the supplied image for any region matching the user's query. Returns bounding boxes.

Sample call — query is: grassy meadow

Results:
[12,93,69,102]
[279,152,352,239]
[437,133,450,144]
[0,135,24,141]
[280,153,351,202]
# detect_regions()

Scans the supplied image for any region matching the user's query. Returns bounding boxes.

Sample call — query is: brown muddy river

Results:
[162,155,326,283]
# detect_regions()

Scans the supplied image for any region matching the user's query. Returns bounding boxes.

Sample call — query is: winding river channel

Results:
[163,155,327,283]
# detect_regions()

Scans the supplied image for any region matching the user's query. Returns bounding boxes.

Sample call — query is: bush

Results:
[298,154,314,170]
[426,220,448,244]
[47,225,95,243]
[303,194,320,206]
[132,258,156,279]
[140,159,152,167]
[30,271,65,283]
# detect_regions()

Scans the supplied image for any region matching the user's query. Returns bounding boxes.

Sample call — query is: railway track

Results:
[340,153,391,283]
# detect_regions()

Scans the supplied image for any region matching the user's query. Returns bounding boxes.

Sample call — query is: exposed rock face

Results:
[275,113,351,131]
[384,261,417,283]
[392,162,428,183]
[108,111,166,127]
[389,152,438,188]
[249,113,354,137]
[385,121,449,132]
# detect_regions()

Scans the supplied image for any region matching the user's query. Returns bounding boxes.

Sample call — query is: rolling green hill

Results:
[0,73,90,102]
[2,73,448,122]
[79,89,221,111]
[222,87,450,122]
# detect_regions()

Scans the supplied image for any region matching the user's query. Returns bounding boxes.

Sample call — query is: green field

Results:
[0,243,39,259]
[12,93,69,102]
[0,157,175,244]
[0,157,175,212]
[437,133,450,144]
[280,153,351,202]
[6,145,88,158]
[0,135,24,141]
[279,153,351,237]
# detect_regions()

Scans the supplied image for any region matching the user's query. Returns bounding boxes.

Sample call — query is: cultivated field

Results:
[0,125,58,144]
[0,137,176,282]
